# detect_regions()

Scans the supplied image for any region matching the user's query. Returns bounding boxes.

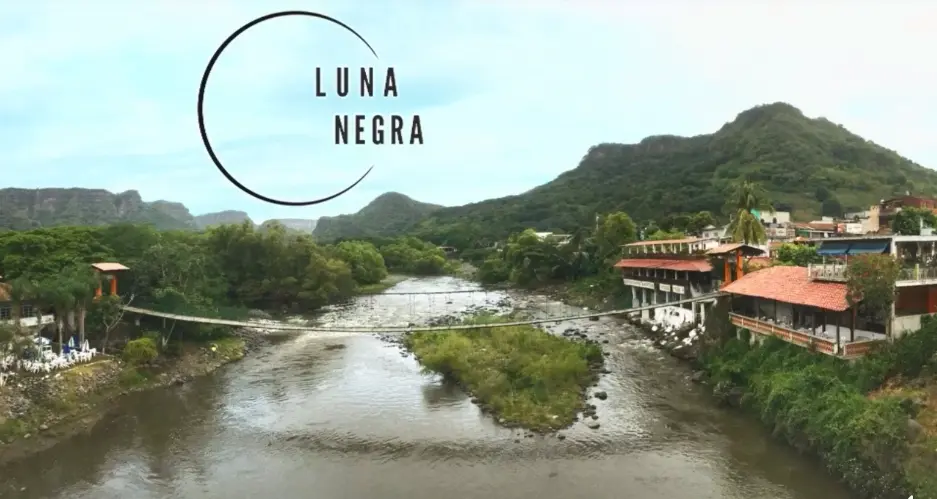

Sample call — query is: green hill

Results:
[0,188,197,231]
[312,192,442,241]
[412,102,937,243]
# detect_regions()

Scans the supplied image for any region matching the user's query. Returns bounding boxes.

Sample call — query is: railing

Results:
[728,313,886,358]
[897,266,937,282]
[729,313,837,355]
[808,263,937,284]
[807,263,847,282]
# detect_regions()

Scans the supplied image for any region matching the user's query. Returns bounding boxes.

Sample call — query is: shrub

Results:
[122,337,159,365]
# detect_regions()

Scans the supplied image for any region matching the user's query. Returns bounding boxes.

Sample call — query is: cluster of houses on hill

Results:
[614,194,937,360]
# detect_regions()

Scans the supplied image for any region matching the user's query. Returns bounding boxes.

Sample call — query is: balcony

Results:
[728,313,885,358]
[808,263,937,286]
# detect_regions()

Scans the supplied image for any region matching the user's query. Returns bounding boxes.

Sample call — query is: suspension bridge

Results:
[121,290,723,334]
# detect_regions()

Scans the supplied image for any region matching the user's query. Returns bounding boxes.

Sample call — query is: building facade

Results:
[614,238,720,322]
[808,235,937,336]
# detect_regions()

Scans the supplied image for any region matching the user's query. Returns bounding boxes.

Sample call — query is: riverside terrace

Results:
[721,266,887,359]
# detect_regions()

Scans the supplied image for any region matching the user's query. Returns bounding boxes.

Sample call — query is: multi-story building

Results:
[807,234,937,336]
[877,195,937,232]
[613,238,767,323]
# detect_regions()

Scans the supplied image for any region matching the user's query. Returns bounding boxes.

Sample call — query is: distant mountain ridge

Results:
[312,192,442,241]
[267,218,318,233]
[6,103,935,242]
[0,188,197,231]
[194,210,253,229]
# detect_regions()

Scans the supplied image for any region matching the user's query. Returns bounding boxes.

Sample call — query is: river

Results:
[0,276,856,499]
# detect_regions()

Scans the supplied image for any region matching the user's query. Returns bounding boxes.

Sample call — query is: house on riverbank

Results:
[723,234,937,357]
[0,282,54,329]
[721,265,886,358]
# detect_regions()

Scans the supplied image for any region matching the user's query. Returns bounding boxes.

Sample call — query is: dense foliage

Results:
[411,103,937,244]
[404,314,604,431]
[0,222,450,350]
[773,243,821,267]
[702,322,937,499]
[477,210,638,291]
[313,192,441,241]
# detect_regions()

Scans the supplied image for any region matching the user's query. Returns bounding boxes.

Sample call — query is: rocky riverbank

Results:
[0,334,252,464]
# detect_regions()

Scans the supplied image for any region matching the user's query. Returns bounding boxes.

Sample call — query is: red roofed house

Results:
[722,265,888,358]
[614,237,719,322]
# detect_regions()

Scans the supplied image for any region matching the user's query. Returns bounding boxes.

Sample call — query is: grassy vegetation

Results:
[404,315,604,431]
[701,319,937,499]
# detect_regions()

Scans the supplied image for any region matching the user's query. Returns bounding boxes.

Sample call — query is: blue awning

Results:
[846,239,889,255]
[817,241,850,256]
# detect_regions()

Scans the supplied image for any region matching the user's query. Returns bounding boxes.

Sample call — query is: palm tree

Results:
[725,179,772,244]
[37,278,75,355]
[8,277,34,332]
[64,267,99,346]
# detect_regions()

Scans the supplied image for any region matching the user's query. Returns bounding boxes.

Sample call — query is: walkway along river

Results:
[0,276,857,499]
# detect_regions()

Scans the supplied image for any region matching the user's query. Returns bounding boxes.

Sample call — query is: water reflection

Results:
[0,277,857,499]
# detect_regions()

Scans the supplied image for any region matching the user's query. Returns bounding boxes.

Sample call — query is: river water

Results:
[0,276,856,499]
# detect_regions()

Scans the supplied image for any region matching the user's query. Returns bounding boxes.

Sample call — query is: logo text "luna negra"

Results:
[316,67,424,145]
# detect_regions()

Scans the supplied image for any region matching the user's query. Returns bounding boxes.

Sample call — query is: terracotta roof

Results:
[91,262,129,272]
[797,222,835,231]
[0,282,10,302]
[722,266,849,311]
[706,243,766,256]
[624,237,699,247]
[613,258,713,272]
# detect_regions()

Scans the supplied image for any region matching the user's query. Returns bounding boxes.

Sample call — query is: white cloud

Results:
[2,0,936,221]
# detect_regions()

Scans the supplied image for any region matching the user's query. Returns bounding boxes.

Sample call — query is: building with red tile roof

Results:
[722,266,849,311]
[614,237,719,322]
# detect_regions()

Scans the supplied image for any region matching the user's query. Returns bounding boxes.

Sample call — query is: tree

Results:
[686,211,717,236]
[332,241,388,285]
[773,244,821,267]
[724,179,771,244]
[593,212,637,263]
[7,276,34,331]
[892,207,937,235]
[821,197,843,218]
[63,266,98,346]
[647,229,686,241]
[87,293,134,354]
[845,254,900,325]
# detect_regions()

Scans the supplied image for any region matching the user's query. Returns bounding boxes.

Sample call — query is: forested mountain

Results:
[412,102,937,244]
[194,210,253,229]
[313,192,442,241]
[0,188,197,231]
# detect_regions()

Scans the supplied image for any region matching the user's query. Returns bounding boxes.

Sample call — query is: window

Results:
[0,307,10,320]
[21,304,33,318]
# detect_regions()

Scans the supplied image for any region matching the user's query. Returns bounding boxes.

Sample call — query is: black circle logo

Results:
[197,10,378,206]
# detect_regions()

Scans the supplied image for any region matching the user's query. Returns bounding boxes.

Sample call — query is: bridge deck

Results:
[122,293,722,333]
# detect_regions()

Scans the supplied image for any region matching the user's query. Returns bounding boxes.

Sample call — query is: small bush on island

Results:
[405,314,604,431]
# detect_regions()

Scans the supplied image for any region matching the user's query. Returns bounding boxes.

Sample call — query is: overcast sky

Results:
[2,1,936,222]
